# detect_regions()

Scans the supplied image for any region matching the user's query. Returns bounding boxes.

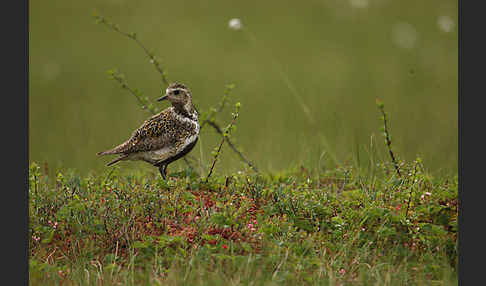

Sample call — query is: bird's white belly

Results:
[132,147,172,164]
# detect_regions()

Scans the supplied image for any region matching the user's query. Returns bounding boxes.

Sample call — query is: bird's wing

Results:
[114,109,178,154]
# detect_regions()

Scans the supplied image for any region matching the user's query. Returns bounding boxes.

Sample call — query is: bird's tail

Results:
[97,143,130,166]
[97,149,117,156]
[106,154,129,166]
[97,141,129,156]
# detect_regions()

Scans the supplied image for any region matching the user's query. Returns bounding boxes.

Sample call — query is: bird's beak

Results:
[158,88,169,101]
[157,95,168,101]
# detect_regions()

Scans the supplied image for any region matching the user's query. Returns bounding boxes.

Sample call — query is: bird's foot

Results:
[158,164,168,180]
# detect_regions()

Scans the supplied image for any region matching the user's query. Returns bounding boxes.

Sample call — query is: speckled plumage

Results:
[97,83,199,179]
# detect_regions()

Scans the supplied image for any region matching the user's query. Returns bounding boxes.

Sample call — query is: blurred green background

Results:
[29,0,457,177]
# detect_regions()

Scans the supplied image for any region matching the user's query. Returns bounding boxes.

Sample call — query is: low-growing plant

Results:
[29,157,457,285]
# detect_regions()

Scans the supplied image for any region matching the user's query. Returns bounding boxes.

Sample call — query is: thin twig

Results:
[206,120,258,173]
[95,15,169,86]
[406,161,419,218]
[376,99,401,177]
[109,70,158,115]
[200,84,235,130]
[205,105,240,182]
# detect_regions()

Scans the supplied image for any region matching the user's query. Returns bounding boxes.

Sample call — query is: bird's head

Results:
[158,83,192,104]
[158,83,196,117]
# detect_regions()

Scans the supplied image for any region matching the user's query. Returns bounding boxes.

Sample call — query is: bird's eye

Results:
[173,89,180,95]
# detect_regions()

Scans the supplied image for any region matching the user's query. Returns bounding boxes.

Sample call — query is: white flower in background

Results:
[391,22,418,50]
[437,16,455,33]
[228,18,243,30]
[349,0,368,9]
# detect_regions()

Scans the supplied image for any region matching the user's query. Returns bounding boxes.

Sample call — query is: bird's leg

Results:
[158,164,167,180]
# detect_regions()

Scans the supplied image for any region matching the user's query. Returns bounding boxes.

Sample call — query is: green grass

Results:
[29,157,457,285]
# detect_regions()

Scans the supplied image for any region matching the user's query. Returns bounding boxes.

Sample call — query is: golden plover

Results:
[97,83,199,179]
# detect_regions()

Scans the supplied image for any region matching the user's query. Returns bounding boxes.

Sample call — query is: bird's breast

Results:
[177,120,199,153]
